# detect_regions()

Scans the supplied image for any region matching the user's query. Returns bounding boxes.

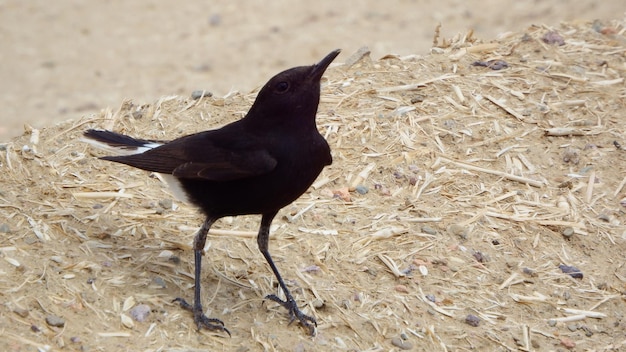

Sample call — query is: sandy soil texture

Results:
[1,2,626,352]
[2,15,626,351]
[1,0,623,141]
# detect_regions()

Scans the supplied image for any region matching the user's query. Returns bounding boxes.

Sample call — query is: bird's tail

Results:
[82,129,163,155]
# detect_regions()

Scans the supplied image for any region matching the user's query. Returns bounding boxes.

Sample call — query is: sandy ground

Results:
[1,2,626,352]
[1,0,624,142]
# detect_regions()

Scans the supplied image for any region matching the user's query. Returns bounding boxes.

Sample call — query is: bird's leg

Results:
[173,216,230,335]
[258,212,317,335]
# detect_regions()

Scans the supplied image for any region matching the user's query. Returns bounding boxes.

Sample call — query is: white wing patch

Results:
[155,173,190,203]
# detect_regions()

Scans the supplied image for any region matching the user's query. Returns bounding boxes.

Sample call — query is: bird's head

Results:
[246,49,341,129]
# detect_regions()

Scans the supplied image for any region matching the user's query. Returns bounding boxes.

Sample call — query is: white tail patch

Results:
[83,131,189,203]
[81,137,162,156]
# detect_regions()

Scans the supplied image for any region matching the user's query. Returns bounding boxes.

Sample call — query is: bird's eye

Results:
[275,81,290,93]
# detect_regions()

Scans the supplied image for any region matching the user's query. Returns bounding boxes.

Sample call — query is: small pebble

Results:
[354,185,368,195]
[158,249,174,258]
[13,307,29,318]
[562,227,575,239]
[332,188,351,201]
[410,95,425,104]
[312,298,325,309]
[543,31,565,46]
[364,267,377,276]
[395,284,409,293]
[472,251,487,263]
[465,314,480,327]
[158,198,173,210]
[0,223,10,233]
[191,90,213,100]
[421,225,437,235]
[301,265,321,273]
[562,148,579,164]
[471,59,509,70]
[547,319,557,327]
[129,304,151,322]
[92,203,104,209]
[487,60,509,70]
[23,235,38,245]
[391,336,413,350]
[208,14,222,26]
[567,323,577,332]
[46,314,65,327]
[447,224,468,239]
[340,299,350,309]
[592,20,606,33]
[531,339,540,348]
[152,277,166,288]
[581,325,593,337]
[442,120,456,130]
[400,264,415,275]
[559,264,583,279]
[560,337,576,349]
[131,109,144,119]
[522,267,537,277]
[334,337,347,349]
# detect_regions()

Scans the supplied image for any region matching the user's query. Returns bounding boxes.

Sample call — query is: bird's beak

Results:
[309,49,341,81]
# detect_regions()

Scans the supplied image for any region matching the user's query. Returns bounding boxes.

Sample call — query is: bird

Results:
[82,49,341,335]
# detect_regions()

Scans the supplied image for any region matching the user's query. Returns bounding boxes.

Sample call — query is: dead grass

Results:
[1,18,626,351]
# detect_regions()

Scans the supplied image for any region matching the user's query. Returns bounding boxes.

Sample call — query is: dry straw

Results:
[1,18,625,351]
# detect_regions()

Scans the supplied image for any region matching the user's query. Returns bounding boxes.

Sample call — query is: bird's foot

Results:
[173,297,231,336]
[265,294,317,335]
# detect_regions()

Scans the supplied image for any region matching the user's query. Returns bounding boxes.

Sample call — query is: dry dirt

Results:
[2,3,626,352]
[1,0,624,141]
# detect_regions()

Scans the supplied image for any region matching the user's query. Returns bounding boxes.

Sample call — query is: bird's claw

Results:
[265,294,317,335]
[173,297,231,336]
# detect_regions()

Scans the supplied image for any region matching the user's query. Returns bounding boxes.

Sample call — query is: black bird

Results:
[83,49,341,335]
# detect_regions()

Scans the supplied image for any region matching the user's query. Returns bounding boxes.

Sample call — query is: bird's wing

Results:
[101,130,278,181]
[171,150,277,181]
